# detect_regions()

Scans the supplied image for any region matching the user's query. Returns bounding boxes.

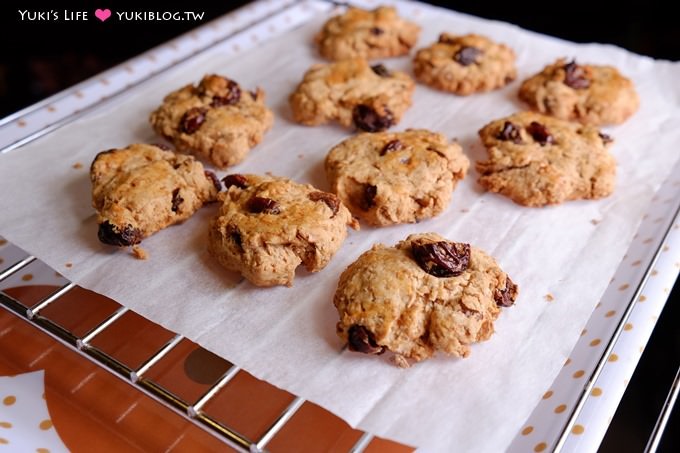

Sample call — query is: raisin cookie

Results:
[476,111,616,207]
[518,58,639,125]
[315,6,420,60]
[325,129,469,226]
[208,174,359,287]
[91,143,220,247]
[149,74,274,169]
[289,59,415,132]
[334,233,517,367]
[413,33,516,95]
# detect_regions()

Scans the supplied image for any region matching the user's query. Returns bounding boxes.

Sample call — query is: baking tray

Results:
[1,0,679,451]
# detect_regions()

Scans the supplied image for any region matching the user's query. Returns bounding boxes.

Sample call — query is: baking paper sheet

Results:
[1,2,679,451]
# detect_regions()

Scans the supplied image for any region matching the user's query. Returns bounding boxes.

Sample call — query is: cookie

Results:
[149,74,274,169]
[334,233,517,366]
[289,59,415,132]
[91,143,221,247]
[518,58,639,125]
[325,129,469,226]
[476,111,616,206]
[315,6,420,60]
[208,174,359,287]
[413,33,516,95]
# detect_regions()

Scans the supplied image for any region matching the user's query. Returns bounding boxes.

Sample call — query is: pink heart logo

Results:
[95,9,111,22]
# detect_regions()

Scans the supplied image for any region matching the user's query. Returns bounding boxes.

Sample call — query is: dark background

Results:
[1,1,678,451]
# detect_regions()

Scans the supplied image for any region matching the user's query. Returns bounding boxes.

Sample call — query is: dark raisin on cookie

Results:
[437,34,455,44]
[308,191,340,217]
[453,46,482,66]
[153,143,171,151]
[563,60,590,89]
[497,121,523,144]
[229,227,243,251]
[526,121,555,145]
[371,64,391,77]
[180,107,208,134]
[222,174,248,189]
[98,220,143,247]
[370,26,384,36]
[348,325,385,354]
[171,188,183,213]
[598,132,613,144]
[211,80,241,106]
[359,184,377,211]
[411,240,470,277]
[204,171,222,192]
[380,139,403,155]
[248,196,281,214]
[494,276,518,307]
[352,105,394,132]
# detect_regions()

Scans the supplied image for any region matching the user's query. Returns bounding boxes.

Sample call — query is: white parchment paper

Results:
[1,2,679,451]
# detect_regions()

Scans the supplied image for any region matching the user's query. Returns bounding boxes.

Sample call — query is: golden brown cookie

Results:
[413,33,516,95]
[518,58,639,125]
[208,174,359,287]
[334,233,517,367]
[476,111,616,206]
[325,129,469,226]
[149,74,274,169]
[315,6,420,60]
[91,143,220,247]
[289,59,415,132]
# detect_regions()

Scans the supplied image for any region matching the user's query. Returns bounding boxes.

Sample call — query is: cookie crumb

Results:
[72,162,83,169]
[590,219,601,225]
[460,208,470,213]
[131,246,149,260]
[297,154,304,159]
[544,293,555,302]
[65,262,73,268]
[392,354,411,368]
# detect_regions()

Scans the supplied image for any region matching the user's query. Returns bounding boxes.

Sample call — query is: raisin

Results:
[411,240,470,277]
[97,221,143,247]
[497,121,523,144]
[171,188,183,213]
[352,105,394,132]
[494,276,518,307]
[438,34,456,44]
[380,139,403,155]
[204,171,222,191]
[180,107,207,134]
[371,64,391,77]
[453,46,482,66]
[526,121,555,145]
[308,191,340,217]
[359,184,377,211]
[348,325,384,354]
[598,132,613,144]
[222,174,248,189]
[153,143,171,150]
[370,27,383,35]
[230,228,243,251]
[563,60,590,89]
[248,196,281,214]
[211,80,241,106]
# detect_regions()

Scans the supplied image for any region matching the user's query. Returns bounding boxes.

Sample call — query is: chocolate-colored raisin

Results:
[153,143,171,150]
[211,80,241,106]
[222,174,248,189]
[180,107,207,134]
[411,240,470,277]
[438,34,455,44]
[204,171,222,191]
[352,105,394,132]
[308,191,340,217]
[97,221,143,247]
[494,276,518,307]
[371,64,391,77]
[370,27,383,35]
[348,325,385,354]
[526,121,555,145]
[380,139,403,155]
[598,132,613,144]
[497,121,523,144]
[563,60,590,89]
[248,196,281,214]
[359,184,377,211]
[171,188,183,213]
[453,46,482,66]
